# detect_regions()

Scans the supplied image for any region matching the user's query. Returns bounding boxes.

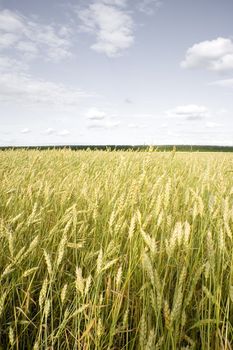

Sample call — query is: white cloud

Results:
[166,105,210,120]
[77,2,134,57]
[44,128,56,135]
[205,122,221,128]
[87,120,120,129]
[86,107,106,120]
[101,0,127,7]
[0,33,18,49]
[137,0,162,15]
[85,106,121,129]
[20,128,31,134]
[0,10,92,110]
[58,129,71,136]
[181,37,233,72]
[0,9,72,62]
[128,123,147,128]
[217,108,228,115]
[209,78,233,88]
[0,10,24,32]
[0,72,90,107]
[0,55,28,72]
[16,41,38,59]
[161,122,168,128]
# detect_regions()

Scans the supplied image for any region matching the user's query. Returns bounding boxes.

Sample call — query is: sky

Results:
[0,0,233,146]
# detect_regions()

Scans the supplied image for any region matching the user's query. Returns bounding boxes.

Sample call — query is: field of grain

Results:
[0,149,233,349]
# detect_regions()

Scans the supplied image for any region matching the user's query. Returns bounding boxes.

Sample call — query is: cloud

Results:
[77,2,134,57]
[58,129,70,136]
[128,123,147,128]
[85,106,121,129]
[0,9,73,62]
[0,10,93,110]
[217,108,228,114]
[101,0,127,6]
[209,78,233,88]
[181,37,233,72]
[0,71,90,107]
[0,33,18,49]
[161,122,168,128]
[166,105,209,120]
[86,107,106,120]
[0,10,24,32]
[137,0,162,15]
[0,55,28,72]
[87,120,120,129]
[44,128,56,135]
[16,41,39,60]
[20,128,31,134]
[205,122,221,128]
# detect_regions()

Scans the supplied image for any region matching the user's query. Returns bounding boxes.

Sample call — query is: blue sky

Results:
[0,0,233,146]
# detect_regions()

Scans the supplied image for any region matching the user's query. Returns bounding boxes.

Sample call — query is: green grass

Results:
[0,149,233,349]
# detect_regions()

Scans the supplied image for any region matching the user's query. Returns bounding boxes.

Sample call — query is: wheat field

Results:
[0,149,233,349]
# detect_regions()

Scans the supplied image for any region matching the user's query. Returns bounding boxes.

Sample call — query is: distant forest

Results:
[0,145,233,152]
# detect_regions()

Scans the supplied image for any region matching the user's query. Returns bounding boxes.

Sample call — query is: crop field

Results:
[0,149,233,350]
